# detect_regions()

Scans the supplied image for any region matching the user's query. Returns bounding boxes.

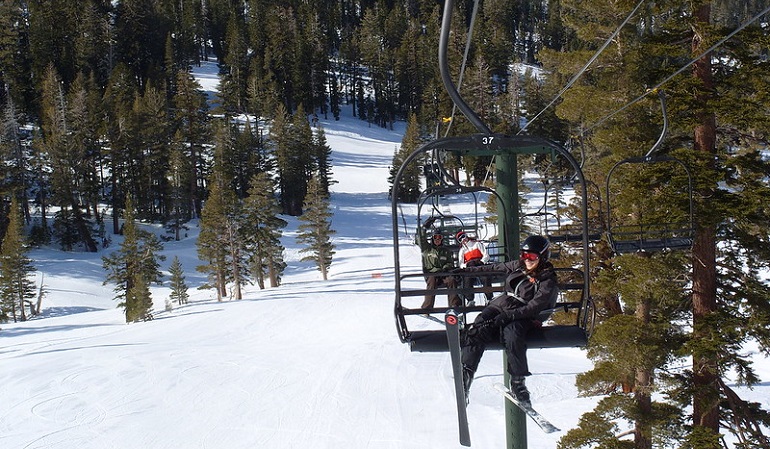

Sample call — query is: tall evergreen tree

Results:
[171,68,210,220]
[133,81,172,221]
[113,0,171,85]
[388,113,423,202]
[0,98,28,216]
[196,123,246,300]
[103,63,140,235]
[125,270,153,322]
[242,172,287,289]
[272,104,314,216]
[263,4,299,111]
[102,197,165,323]
[40,66,98,252]
[218,13,249,113]
[0,0,34,116]
[312,126,336,196]
[196,173,231,301]
[168,255,189,306]
[166,137,191,241]
[0,197,36,323]
[394,13,434,118]
[66,73,103,223]
[230,119,264,200]
[296,175,336,281]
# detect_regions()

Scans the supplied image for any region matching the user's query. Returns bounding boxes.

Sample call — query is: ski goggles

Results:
[520,251,540,262]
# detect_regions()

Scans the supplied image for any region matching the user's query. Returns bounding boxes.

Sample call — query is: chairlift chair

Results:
[391,135,596,352]
[604,92,695,254]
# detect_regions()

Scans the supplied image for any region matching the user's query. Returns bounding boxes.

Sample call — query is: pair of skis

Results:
[444,310,559,447]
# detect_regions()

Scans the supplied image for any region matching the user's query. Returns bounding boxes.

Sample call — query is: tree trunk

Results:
[35,275,44,314]
[634,295,652,449]
[230,225,242,300]
[691,1,720,434]
[268,255,278,288]
[692,226,719,430]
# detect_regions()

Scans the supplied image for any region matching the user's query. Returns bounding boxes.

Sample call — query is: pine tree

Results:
[103,63,139,235]
[195,124,246,301]
[66,72,103,224]
[242,172,287,289]
[262,4,299,111]
[394,13,434,117]
[296,175,335,280]
[0,98,27,214]
[231,119,264,200]
[166,137,191,241]
[168,256,189,306]
[134,81,172,221]
[312,126,336,196]
[0,0,34,116]
[272,104,314,216]
[125,271,153,322]
[196,175,230,301]
[0,198,36,323]
[388,113,423,202]
[102,197,165,323]
[218,13,249,113]
[113,0,171,84]
[40,65,98,252]
[171,68,210,220]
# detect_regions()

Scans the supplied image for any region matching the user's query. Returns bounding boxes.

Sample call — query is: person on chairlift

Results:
[421,233,461,309]
[453,235,559,406]
[455,230,492,304]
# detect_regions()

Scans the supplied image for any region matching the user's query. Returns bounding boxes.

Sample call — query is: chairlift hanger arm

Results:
[645,91,668,158]
[428,149,460,186]
[439,0,491,134]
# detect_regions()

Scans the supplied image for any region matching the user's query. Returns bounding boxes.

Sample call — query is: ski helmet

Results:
[456,231,467,242]
[520,235,550,262]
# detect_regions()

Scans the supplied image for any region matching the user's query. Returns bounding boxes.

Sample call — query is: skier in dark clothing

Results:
[421,233,461,309]
[454,235,559,405]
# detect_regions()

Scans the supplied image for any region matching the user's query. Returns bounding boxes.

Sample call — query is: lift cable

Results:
[585,4,770,134]
[479,0,646,186]
[518,0,647,136]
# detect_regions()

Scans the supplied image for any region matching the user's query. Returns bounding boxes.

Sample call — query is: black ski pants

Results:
[461,310,536,377]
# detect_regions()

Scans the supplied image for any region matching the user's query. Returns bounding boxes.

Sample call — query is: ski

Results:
[445,310,471,447]
[493,383,561,434]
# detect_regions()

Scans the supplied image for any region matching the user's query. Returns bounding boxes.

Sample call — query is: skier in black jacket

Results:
[455,235,559,405]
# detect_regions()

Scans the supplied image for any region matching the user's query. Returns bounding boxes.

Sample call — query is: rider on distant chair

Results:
[453,235,559,406]
[455,231,491,305]
[421,233,461,309]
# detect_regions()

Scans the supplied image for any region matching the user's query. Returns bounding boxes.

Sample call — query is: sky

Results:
[1,60,768,449]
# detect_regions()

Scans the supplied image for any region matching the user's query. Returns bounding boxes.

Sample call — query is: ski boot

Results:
[510,376,531,407]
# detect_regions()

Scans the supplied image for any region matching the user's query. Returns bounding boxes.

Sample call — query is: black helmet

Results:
[521,235,550,261]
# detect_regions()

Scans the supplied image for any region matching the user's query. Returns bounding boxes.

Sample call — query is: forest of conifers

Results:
[1,1,770,447]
